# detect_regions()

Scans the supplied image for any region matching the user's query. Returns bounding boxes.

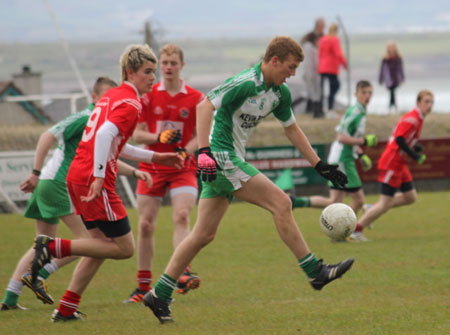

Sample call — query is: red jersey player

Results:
[351,90,433,241]
[124,44,204,304]
[28,44,184,322]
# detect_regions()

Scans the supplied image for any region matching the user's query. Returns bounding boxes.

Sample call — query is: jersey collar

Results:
[157,79,188,94]
[254,62,268,91]
[414,107,425,120]
[355,101,366,114]
[124,81,141,98]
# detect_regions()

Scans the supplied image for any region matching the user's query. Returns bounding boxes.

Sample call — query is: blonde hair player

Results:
[27,44,184,322]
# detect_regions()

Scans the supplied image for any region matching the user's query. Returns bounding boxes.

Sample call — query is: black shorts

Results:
[82,216,131,238]
[380,181,414,197]
[330,186,361,193]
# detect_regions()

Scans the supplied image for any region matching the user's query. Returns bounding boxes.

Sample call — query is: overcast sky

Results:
[2,0,450,42]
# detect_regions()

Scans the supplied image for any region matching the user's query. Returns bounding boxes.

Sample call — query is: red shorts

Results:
[67,181,127,222]
[136,169,198,198]
[377,165,413,189]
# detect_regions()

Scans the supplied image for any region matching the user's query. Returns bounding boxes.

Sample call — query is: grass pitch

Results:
[0,191,449,334]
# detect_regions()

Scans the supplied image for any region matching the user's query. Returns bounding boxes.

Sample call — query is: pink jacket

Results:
[318,35,347,75]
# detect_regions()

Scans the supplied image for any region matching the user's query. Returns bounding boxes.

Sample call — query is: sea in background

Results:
[1,32,449,117]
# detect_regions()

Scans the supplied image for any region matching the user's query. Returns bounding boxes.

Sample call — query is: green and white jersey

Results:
[328,101,367,163]
[207,62,296,159]
[40,106,92,182]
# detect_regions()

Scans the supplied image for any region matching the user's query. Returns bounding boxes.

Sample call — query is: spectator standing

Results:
[318,23,347,118]
[379,41,404,113]
[301,32,322,117]
[300,17,325,116]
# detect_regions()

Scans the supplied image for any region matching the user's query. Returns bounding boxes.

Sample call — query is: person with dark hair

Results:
[318,23,347,118]
[291,80,377,220]
[143,36,353,324]
[351,90,433,242]
[26,44,184,321]
[1,77,118,311]
[379,41,404,113]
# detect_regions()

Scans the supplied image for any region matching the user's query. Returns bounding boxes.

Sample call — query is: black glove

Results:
[314,160,348,188]
[196,147,222,182]
[413,143,424,154]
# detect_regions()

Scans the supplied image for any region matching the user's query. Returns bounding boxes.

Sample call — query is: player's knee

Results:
[139,218,156,236]
[405,193,417,205]
[353,199,365,212]
[273,193,293,216]
[173,208,190,227]
[194,231,216,248]
[117,244,134,259]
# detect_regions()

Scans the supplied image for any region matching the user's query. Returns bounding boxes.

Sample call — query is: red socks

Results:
[138,270,152,292]
[58,290,81,317]
[48,238,71,258]
[355,223,364,232]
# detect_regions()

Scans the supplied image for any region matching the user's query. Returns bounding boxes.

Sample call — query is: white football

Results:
[320,203,357,240]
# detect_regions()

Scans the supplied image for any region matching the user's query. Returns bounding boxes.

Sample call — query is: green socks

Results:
[2,290,19,307]
[154,274,177,302]
[298,253,320,278]
[38,268,51,280]
[292,196,311,208]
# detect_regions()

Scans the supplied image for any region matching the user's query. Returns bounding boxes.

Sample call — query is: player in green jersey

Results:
[1,77,152,311]
[143,36,354,324]
[290,80,378,217]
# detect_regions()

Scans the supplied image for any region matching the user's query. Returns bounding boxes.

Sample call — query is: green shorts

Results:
[328,159,362,190]
[24,179,74,224]
[200,151,260,203]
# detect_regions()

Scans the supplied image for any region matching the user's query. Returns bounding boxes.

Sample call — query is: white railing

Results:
[4,93,88,115]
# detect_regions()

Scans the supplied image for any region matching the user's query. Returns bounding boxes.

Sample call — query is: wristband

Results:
[32,169,41,177]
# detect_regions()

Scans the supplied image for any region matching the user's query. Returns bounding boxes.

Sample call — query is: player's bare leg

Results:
[171,192,200,294]
[310,189,345,209]
[123,195,161,303]
[171,193,196,248]
[165,196,228,280]
[348,189,365,214]
[143,196,229,323]
[391,189,417,207]
[234,173,354,290]
[235,173,310,259]
[136,195,161,272]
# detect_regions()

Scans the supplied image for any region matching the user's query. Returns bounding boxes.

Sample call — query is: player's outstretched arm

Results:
[119,144,183,168]
[284,123,320,167]
[152,152,184,169]
[284,123,347,187]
